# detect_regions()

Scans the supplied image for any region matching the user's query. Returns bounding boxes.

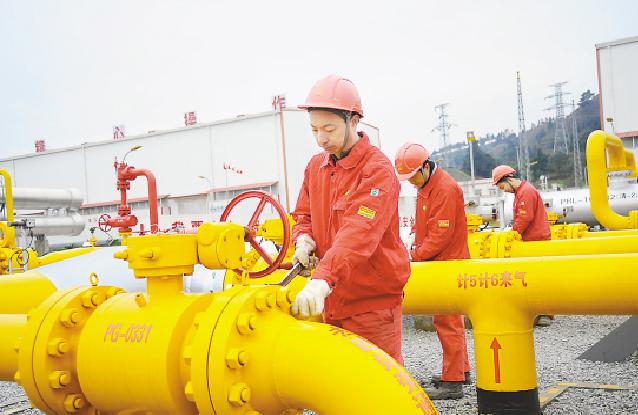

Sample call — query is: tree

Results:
[579,90,594,106]
[530,149,548,185]
[462,141,497,178]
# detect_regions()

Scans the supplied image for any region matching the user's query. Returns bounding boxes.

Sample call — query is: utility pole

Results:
[517,72,530,181]
[467,131,476,197]
[545,82,571,153]
[433,103,452,149]
[571,100,583,187]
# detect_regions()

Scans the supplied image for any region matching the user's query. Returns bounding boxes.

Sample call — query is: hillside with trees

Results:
[431,91,600,189]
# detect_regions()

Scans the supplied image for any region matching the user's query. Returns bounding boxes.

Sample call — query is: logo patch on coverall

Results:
[370,188,379,197]
[357,205,377,219]
[437,220,450,228]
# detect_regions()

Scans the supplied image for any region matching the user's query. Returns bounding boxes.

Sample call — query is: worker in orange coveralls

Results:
[395,142,471,400]
[492,165,553,327]
[289,75,411,364]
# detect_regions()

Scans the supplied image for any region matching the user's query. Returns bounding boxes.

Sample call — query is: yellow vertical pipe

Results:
[0,169,14,222]
[0,273,56,314]
[403,254,638,414]
[0,314,26,379]
[586,130,638,229]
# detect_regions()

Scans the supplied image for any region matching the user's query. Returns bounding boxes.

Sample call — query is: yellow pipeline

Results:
[69,285,434,415]
[5,223,437,415]
[36,247,95,267]
[0,272,56,313]
[471,226,638,246]
[586,130,638,229]
[582,229,638,238]
[468,230,638,258]
[508,234,638,257]
[403,254,638,413]
[0,314,26,379]
[0,169,14,223]
[0,245,94,275]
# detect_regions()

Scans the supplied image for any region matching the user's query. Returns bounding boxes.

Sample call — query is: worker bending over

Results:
[395,142,471,400]
[290,75,410,364]
[492,165,553,327]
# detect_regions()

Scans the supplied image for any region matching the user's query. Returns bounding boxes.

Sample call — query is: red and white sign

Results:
[272,94,286,111]
[113,125,125,139]
[184,111,197,126]
[34,140,46,152]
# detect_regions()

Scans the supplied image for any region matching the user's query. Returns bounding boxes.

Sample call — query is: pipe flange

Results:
[187,285,249,414]
[203,285,302,415]
[17,285,122,414]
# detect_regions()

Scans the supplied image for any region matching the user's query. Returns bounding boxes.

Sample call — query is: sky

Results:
[1,0,636,162]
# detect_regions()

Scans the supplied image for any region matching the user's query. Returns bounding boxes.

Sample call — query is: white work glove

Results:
[292,234,317,269]
[291,278,332,318]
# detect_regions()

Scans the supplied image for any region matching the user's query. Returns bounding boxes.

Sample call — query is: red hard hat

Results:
[492,165,516,185]
[298,75,363,117]
[395,142,430,181]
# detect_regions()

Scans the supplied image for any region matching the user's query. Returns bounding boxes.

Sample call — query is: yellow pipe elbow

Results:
[248,316,436,414]
[201,287,437,415]
[0,272,56,314]
[586,130,638,229]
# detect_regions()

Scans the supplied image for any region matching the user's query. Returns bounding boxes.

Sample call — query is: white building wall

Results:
[1,110,382,246]
[1,113,283,206]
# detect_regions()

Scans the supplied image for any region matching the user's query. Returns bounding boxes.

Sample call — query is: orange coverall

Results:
[292,132,410,362]
[513,180,551,242]
[410,166,471,381]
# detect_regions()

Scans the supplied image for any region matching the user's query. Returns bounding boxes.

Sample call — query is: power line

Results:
[545,82,571,153]
[570,100,584,187]
[517,71,530,181]
[432,103,452,149]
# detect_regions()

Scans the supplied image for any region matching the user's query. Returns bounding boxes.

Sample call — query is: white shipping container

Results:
[596,36,638,139]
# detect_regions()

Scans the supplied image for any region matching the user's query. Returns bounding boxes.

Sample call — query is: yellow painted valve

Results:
[546,211,560,226]
[466,213,485,233]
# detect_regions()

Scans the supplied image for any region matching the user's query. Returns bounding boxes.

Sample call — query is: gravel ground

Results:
[2,315,637,414]
[401,314,638,415]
